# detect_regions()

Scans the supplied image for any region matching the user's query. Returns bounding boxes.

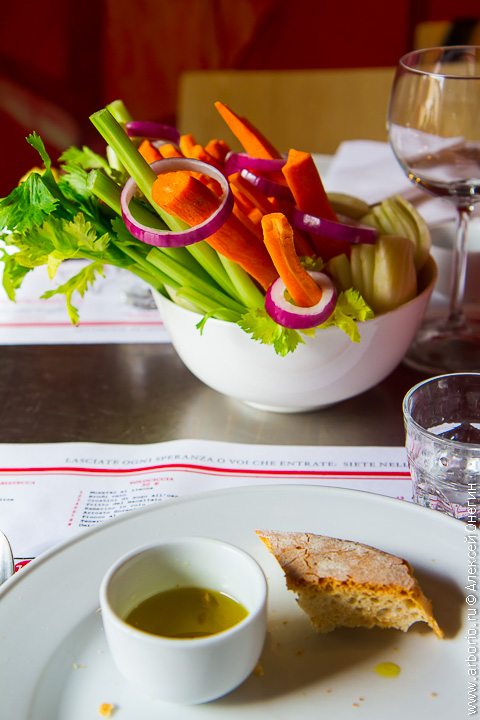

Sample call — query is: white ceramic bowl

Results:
[154,257,437,413]
[100,537,267,704]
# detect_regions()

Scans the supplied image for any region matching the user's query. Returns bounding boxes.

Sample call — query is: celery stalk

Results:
[87,120,238,291]
[90,103,265,321]
[217,255,264,309]
[88,169,214,283]
[90,109,156,200]
[88,169,164,228]
[185,241,240,301]
[174,287,242,322]
[90,109,184,231]
[147,248,246,314]
[119,245,178,290]
[106,99,133,125]
[128,265,166,291]
[105,100,135,170]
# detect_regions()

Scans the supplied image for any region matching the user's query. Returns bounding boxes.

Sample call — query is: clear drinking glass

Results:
[403,372,480,521]
[388,46,480,374]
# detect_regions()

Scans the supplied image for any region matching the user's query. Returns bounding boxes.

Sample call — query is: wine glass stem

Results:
[447,206,471,329]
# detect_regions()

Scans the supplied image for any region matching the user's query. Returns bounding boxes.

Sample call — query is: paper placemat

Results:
[0,261,169,345]
[0,439,411,568]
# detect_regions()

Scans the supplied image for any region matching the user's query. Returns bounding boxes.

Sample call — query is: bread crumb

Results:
[98,703,116,717]
[72,662,86,670]
[430,692,438,698]
[254,663,264,677]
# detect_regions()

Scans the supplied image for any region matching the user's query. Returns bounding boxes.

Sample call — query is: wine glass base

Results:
[404,317,480,375]
[124,283,157,310]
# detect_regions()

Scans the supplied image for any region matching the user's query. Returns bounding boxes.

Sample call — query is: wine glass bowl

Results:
[387,45,480,373]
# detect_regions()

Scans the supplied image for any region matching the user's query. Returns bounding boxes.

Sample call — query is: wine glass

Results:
[387,45,480,374]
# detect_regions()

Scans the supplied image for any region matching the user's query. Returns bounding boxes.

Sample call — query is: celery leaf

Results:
[58,146,126,204]
[0,173,59,232]
[59,145,110,172]
[0,249,32,300]
[26,132,52,171]
[41,261,106,324]
[319,289,374,343]
[238,289,373,353]
[238,308,303,356]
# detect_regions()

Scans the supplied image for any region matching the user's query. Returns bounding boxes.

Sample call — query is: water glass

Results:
[403,373,480,521]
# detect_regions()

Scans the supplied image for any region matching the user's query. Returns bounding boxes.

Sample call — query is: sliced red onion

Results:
[265,271,337,329]
[292,208,377,245]
[224,151,286,176]
[121,157,234,247]
[126,120,180,145]
[239,168,293,201]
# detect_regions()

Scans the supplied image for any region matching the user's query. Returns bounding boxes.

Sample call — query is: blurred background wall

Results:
[0,0,479,194]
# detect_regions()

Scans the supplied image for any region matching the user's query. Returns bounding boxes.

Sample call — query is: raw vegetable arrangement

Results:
[0,100,431,355]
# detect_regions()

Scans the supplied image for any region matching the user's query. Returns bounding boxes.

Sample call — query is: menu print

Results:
[0,439,411,567]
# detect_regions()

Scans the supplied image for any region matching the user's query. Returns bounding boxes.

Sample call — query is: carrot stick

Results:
[189,144,224,194]
[158,143,221,195]
[248,207,264,226]
[138,139,161,163]
[230,185,256,217]
[229,172,282,215]
[205,138,230,164]
[190,143,222,170]
[158,143,184,159]
[282,148,352,260]
[179,133,197,156]
[229,172,312,253]
[282,149,337,221]
[232,203,263,241]
[261,213,322,307]
[178,136,222,171]
[151,172,278,290]
[214,101,281,159]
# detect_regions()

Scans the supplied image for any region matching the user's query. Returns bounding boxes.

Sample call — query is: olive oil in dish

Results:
[125,586,248,638]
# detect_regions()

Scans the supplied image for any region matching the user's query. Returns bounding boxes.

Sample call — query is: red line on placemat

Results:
[0,463,410,479]
[0,321,163,327]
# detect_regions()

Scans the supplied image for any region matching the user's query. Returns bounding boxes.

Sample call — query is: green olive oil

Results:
[124,586,248,639]
[374,661,401,678]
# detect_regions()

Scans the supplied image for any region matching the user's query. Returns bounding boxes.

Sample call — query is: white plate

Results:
[0,485,468,719]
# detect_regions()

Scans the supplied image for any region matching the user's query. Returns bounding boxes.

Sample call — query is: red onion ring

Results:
[291,208,378,245]
[265,271,337,329]
[121,158,234,247]
[224,151,286,176]
[126,120,180,145]
[239,169,293,201]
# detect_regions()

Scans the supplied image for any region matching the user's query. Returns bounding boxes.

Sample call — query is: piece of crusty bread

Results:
[256,530,443,638]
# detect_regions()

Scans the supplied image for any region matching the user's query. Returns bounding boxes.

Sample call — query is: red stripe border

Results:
[0,462,410,479]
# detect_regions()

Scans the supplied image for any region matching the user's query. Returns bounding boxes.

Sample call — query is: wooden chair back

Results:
[178,67,395,154]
